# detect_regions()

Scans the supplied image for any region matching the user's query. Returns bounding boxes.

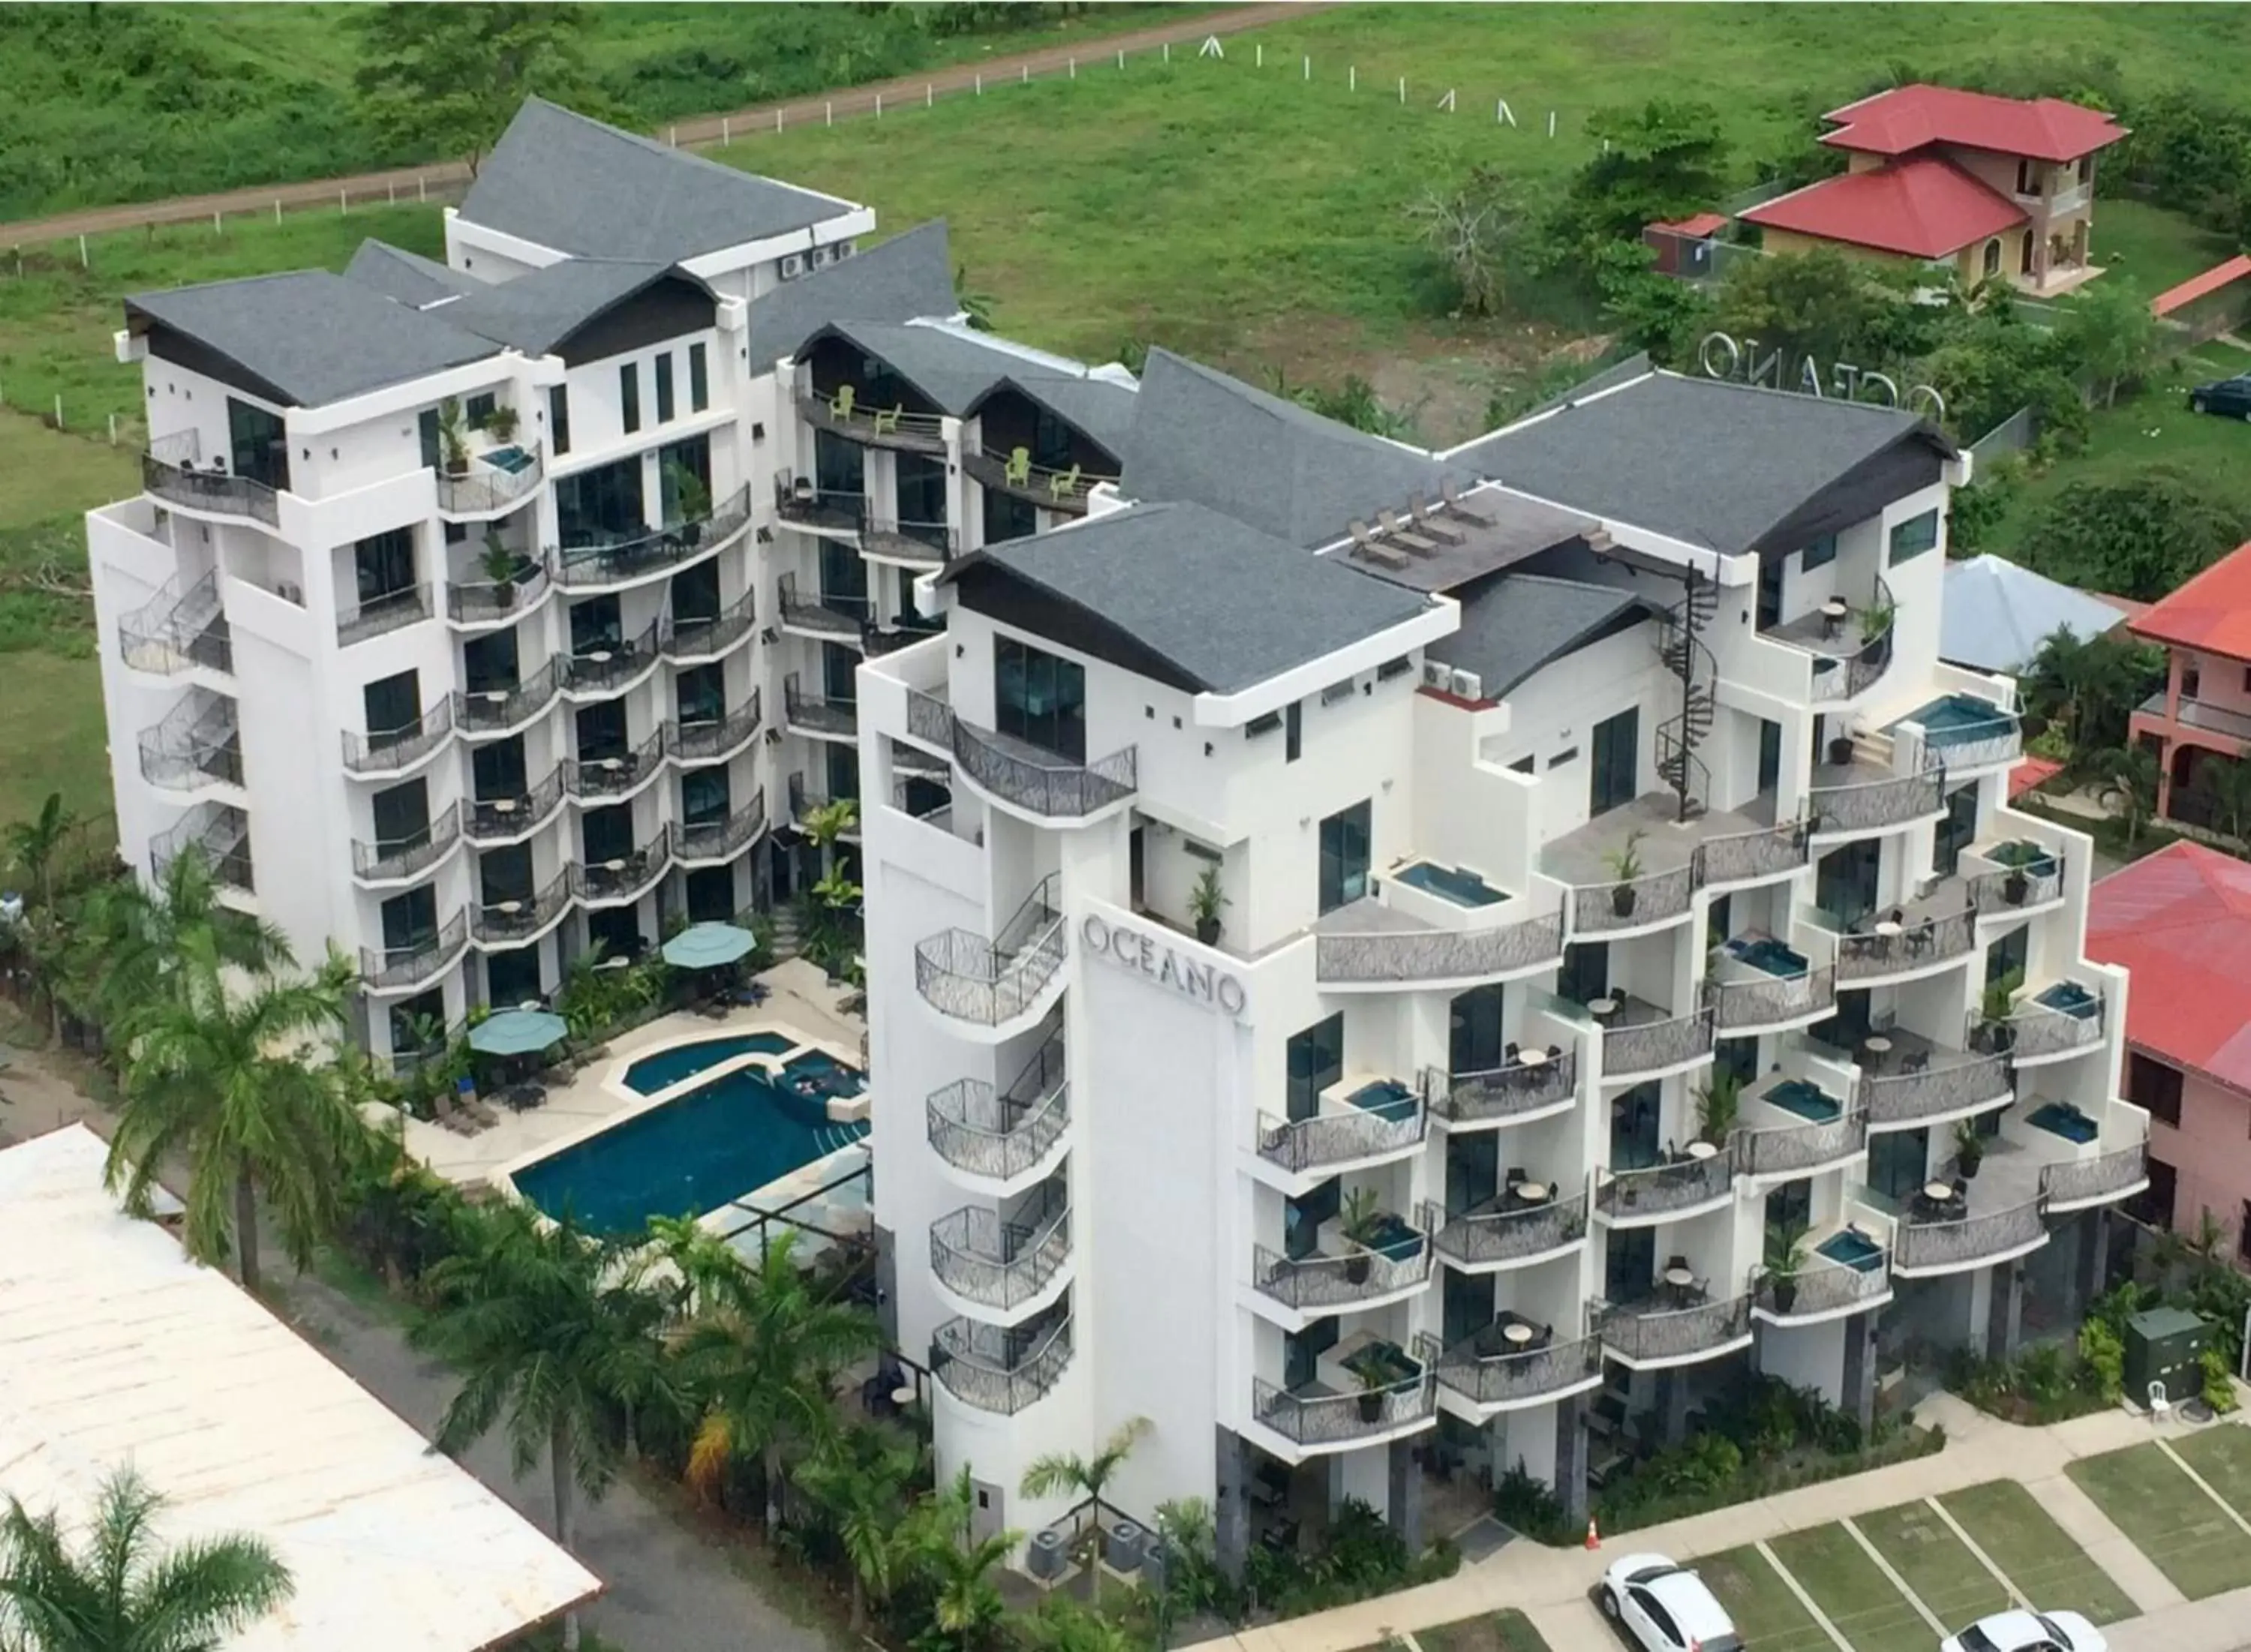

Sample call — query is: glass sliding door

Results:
[993,635,1086,762]
[1317,800,1371,913]
[1590,707,1639,815]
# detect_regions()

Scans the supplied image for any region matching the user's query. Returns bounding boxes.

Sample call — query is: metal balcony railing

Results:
[1835,907,1977,983]
[1256,1090,1428,1175]
[471,870,571,945]
[1601,1008,1715,1077]
[564,620,661,695]
[930,1189,1071,1310]
[931,1314,1073,1415]
[1964,855,2066,915]
[1594,1294,1752,1362]
[1810,766,1945,834]
[1597,1152,1734,1218]
[674,792,768,864]
[1734,1105,1868,1176]
[563,726,667,800]
[1695,821,1810,885]
[552,484,753,589]
[1434,1330,1602,1407]
[1981,994,2105,1060]
[336,583,433,647]
[1423,1048,1577,1125]
[782,672,859,739]
[1805,576,1895,702]
[663,590,756,660]
[777,570,871,638]
[1571,863,1696,936]
[927,1033,1069,1182]
[1420,1192,1588,1267]
[669,692,762,764]
[350,803,462,882]
[1706,965,1836,1029]
[1894,1198,2045,1270]
[1253,1356,1435,1446]
[1756,1251,1890,1319]
[464,769,565,843]
[799,390,947,452]
[2040,1143,2148,1208]
[1863,1053,2012,1125]
[948,716,1137,820]
[359,911,468,990]
[137,688,242,791]
[142,452,279,527]
[1315,910,1567,984]
[149,802,253,894]
[863,518,957,563]
[455,659,564,735]
[913,873,1066,1026]
[342,700,453,775]
[446,556,548,623]
[119,569,233,676]
[573,838,671,905]
[963,447,1115,512]
[772,478,867,533]
[437,447,543,515]
[1252,1230,1432,1311]
[1922,710,2023,773]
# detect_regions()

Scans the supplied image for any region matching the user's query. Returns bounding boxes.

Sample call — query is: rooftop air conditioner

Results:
[835,241,856,260]
[779,253,806,280]
[1420,659,1452,692]
[1450,668,1483,701]
[1103,1520,1146,1573]
[1026,1528,1068,1582]
[811,245,834,268]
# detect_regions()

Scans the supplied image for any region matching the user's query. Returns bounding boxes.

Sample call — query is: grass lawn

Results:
[2064,1443,2251,1600]
[2090,198,2242,306]
[1692,1545,1832,1652]
[1937,1480,2137,1625]
[1417,1609,1552,1652]
[2168,1428,2251,1526]
[1766,1524,1930,1652]
[1854,1501,2009,1632]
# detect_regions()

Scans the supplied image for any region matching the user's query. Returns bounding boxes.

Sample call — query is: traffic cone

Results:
[1586,1515,1600,1551]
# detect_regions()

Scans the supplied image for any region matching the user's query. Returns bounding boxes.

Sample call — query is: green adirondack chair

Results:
[1005,446,1032,487]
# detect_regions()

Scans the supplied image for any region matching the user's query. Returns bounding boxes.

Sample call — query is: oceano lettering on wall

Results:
[1080,915,1248,1017]
[1696,331,1946,423]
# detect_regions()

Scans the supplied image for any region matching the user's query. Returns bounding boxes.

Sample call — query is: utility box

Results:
[2124,1306,2207,1405]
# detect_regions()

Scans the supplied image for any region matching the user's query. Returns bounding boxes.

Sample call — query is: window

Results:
[1246,710,1282,738]
[485,945,542,1010]
[379,884,439,957]
[352,527,416,603]
[2183,664,2201,701]
[371,779,431,853]
[675,662,724,726]
[574,698,627,761]
[419,408,441,471]
[897,452,948,530]
[1285,701,1303,762]
[2077,156,2093,185]
[555,456,643,548]
[548,386,570,455]
[688,342,709,413]
[2015,158,2041,196]
[2127,1052,2184,1128]
[1449,984,1504,1076]
[362,670,420,740]
[1982,238,2003,278]
[681,766,730,826]
[1631,1590,1681,1649]
[619,362,641,434]
[982,485,1038,543]
[472,737,527,801]
[462,627,519,695]
[993,635,1086,763]
[656,433,711,524]
[1317,800,1371,913]
[1285,1013,1345,1122]
[1888,509,1940,564]
[580,802,633,864]
[465,392,496,428]
[226,397,289,491]
[654,353,675,423]
[1800,533,1837,571]
[684,865,734,924]
[569,593,624,654]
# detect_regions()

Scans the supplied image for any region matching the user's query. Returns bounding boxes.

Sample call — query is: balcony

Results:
[573,837,671,906]
[1705,951,1837,1032]
[1891,1195,2046,1275]
[119,569,232,677]
[437,448,543,516]
[927,1033,1069,1185]
[963,446,1114,517]
[1765,580,1895,704]
[1594,1291,1754,1367]
[336,583,433,647]
[670,694,763,765]
[1423,1047,1578,1128]
[564,727,666,800]
[930,1187,1071,1312]
[1755,1245,1892,1323]
[931,1312,1073,1415]
[359,910,468,991]
[675,794,768,867]
[777,570,870,644]
[1591,998,1715,1079]
[1253,1212,1432,1314]
[446,557,550,626]
[862,517,957,566]
[455,660,564,737]
[1961,846,2067,917]
[786,773,861,837]
[141,451,279,527]
[1979,982,2105,1062]
[551,485,753,592]
[342,701,453,776]
[1809,762,1945,836]
[1312,901,1565,987]
[2040,1140,2149,1210]
[2140,689,2251,748]
[1734,1081,1868,1176]
[782,673,859,742]
[663,591,756,662]
[1253,1333,1436,1449]
[1596,1152,1735,1223]
[470,870,572,946]
[1698,821,1811,886]
[1541,794,1809,938]
[137,689,242,794]
[464,770,565,844]
[1434,1323,1603,1410]
[351,803,462,884]
[1898,697,2022,773]
[563,620,662,697]
[1832,897,1978,986]
[914,873,1066,1029]
[933,702,1137,822]
[1421,1186,1588,1269]
[799,388,947,454]
[1853,1031,2013,1128]
[1255,1081,1428,1177]
[149,802,253,894]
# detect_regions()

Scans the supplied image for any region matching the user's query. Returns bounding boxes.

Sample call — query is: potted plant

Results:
[1188,864,1228,945]
[482,403,519,443]
[1339,1186,1384,1286]
[1854,599,1896,643]
[479,530,518,607]
[1604,829,1647,919]
[1695,1068,1743,1147]
[1355,1362,1391,1425]
[2003,864,2030,905]
[1763,1218,1809,1314]
[1827,731,1858,767]
[666,461,712,538]
[1953,1116,1986,1180]
[437,397,470,476]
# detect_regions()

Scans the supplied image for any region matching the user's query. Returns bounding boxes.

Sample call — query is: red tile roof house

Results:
[2125,538,2251,833]
[1740,85,2127,296]
[2088,842,2251,1260]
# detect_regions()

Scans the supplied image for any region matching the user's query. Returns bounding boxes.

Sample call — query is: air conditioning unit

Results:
[811,245,834,267]
[1026,1527,1068,1582]
[835,241,856,260]
[778,253,806,280]
[1140,1539,1170,1593]
[1450,668,1483,701]
[1102,1520,1146,1573]
[1420,659,1452,691]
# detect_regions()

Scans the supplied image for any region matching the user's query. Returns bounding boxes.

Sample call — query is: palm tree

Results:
[675,1227,879,1530]
[2,792,77,1041]
[795,1425,921,1633]
[68,847,291,1047]
[2192,755,2251,846]
[2086,743,2162,848]
[801,797,858,875]
[0,1466,293,1652]
[103,951,359,1292]
[1019,1416,1151,1605]
[639,1211,744,1323]
[923,1467,1017,1652]
[413,1204,674,1652]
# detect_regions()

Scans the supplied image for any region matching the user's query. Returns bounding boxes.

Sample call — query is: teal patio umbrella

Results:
[662,921,757,971]
[469,1007,569,1057]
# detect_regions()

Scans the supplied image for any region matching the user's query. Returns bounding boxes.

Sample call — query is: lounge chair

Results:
[1441,475,1496,522]
[1348,520,1409,569]
[1408,492,1465,545]
[830,383,855,420]
[1047,462,1081,501]
[873,404,903,436]
[1378,508,1440,554]
[1005,446,1032,487]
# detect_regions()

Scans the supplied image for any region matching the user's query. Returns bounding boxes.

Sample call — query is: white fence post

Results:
[875,92,882,118]
[777,109,784,132]
[417,174,426,202]
[213,210,221,234]
[1398,75,1406,103]
[108,412,117,445]
[275,199,282,223]
[926,84,933,107]
[1162,40,1170,62]
[54,392,63,429]
[1020,63,1029,83]
[1257,42,1263,68]
[669,125,678,146]
[1117,47,1125,69]
[1349,65,1357,92]
[826,101,834,125]
[339,188,347,213]
[1438,89,1456,112]
[975,74,983,96]
[1069,57,1076,79]
[1303,54,1311,80]
[1548,110,1557,137]
[78,234,88,268]
[387,181,395,204]
[722,117,731,146]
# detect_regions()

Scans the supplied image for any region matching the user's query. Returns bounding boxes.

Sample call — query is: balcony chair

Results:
[1348,520,1409,569]
[1047,462,1081,501]
[1505,1166,1528,1189]
[873,404,903,437]
[1902,1050,1931,1075]
[1441,475,1496,522]
[1378,508,1440,554]
[831,384,856,420]
[1005,446,1032,487]
[1504,1041,1521,1062]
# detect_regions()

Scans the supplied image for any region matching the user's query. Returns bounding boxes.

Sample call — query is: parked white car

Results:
[1941,1608,2107,1652]
[1598,1553,1742,1652]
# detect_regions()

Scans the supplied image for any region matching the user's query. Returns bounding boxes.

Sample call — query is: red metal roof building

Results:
[1743,156,2027,260]
[1818,85,2126,164]
[2126,539,2251,831]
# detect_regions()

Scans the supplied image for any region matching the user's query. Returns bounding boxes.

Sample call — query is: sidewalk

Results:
[1187,1397,2251,1652]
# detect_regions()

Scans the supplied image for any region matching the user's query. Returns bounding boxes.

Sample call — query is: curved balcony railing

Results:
[1571,863,1695,936]
[932,1314,1073,1415]
[142,452,280,527]
[669,692,762,764]
[663,590,756,660]
[1810,766,1944,834]
[927,1034,1069,1182]
[1596,1153,1734,1219]
[1594,1294,1752,1363]
[948,716,1137,821]
[1964,855,2066,915]
[1601,1008,1715,1077]
[1981,995,2105,1061]
[675,794,768,865]
[1254,1362,1435,1446]
[2041,1143,2148,1208]
[359,911,468,990]
[1756,1251,1890,1319]
[1695,821,1809,885]
[1316,909,1566,985]
[774,477,867,533]
[455,659,564,735]
[1863,1053,2012,1126]
[1256,1091,1428,1175]
[1895,1197,2045,1270]
[777,571,870,640]
[1706,965,1836,1029]
[464,770,565,843]
[799,390,947,452]
[552,485,753,590]
[1420,1192,1588,1267]
[336,583,432,647]
[863,517,957,563]
[1734,1105,1868,1176]
[563,620,662,696]
[138,689,243,791]
[930,1192,1071,1310]
[914,874,1065,1026]
[445,555,548,624]
[1835,907,1977,983]
[1423,1049,1577,1126]
[437,447,543,515]
[149,802,253,894]
[351,803,461,882]
[1252,1230,1432,1311]
[964,446,1116,513]
[342,700,452,775]
[1806,577,1895,703]
[564,726,667,800]
[782,672,859,739]
[120,569,233,676]
[470,870,572,945]
[1435,1331,1602,1408]
[573,838,671,905]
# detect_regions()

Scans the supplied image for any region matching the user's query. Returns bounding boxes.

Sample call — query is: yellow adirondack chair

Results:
[830,383,855,420]
[1005,446,1032,487]
[1048,462,1081,502]
[873,404,903,436]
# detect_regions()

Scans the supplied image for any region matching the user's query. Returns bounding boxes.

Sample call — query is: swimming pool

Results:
[623,1031,797,1095]
[2027,1101,2099,1143]
[515,1062,868,1233]
[2035,981,2099,1020]
[1901,694,2015,748]
[482,444,536,474]
[1348,1079,1419,1122]
[1394,861,1507,908]
[1817,1230,1885,1272]
[1766,1078,1841,1124]
[1726,936,1808,978]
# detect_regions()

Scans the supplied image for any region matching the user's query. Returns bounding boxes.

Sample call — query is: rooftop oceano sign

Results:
[1080,913,1248,1017]
[1697,331,1946,423]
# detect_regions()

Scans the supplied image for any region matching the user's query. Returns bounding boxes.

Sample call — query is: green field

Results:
[1766,1526,1930,1652]
[1694,1545,1832,1652]
[1416,1609,1553,1652]
[1853,1502,2009,1632]
[1937,1480,2137,1625]
[2169,1429,2251,1527]
[2065,1443,2251,1601]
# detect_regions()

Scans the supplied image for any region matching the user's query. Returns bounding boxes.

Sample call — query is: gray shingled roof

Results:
[813,319,1138,460]
[1118,351,1481,550]
[126,271,500,407]
[344,239,488,308]
[1461,370,1949,553]
[1430,572,1656,699]
[954,500,1433,694]
[744,220,957,368]
[438,258,701,356]
[459,98,854,261]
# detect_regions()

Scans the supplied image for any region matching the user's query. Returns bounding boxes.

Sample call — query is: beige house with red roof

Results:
[2125,538,2251,831]
[1742,85,2127,296]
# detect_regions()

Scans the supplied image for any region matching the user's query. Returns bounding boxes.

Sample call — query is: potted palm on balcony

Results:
[437,397,470,476]
[1188,864,1228,945]
[1695,1068,1743,1147]
[1763,1217,1809,1314]
[1604,830,1648,919]
[1354,1362,1392,1425]
[1339,1186,1384,1286]
[479,530,518,608]
[1953,1116,1986,1181]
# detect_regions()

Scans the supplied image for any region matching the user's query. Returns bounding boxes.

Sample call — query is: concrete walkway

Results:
[1186,1396,2251,1652]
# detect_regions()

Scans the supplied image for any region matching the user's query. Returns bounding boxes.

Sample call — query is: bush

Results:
[2078,1317,2126,1404]
[1241,1497,1459,1618]
[2202,1345,2240,1415]
[1492,1463,1574,1545]
[2024,467,2251,602]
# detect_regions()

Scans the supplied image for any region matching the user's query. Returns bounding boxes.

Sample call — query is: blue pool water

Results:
[1902,694,2013,747]
[1349,1079,1418,1122]
[1767,1078,1841,1124]
[482,444,536,474]
[1395,861,1507,908]
[1817,1230,1885,1272]
[624,1032,798,1095]
[515,1066,868,1233]
[2036,981,2099,1020]
[2028,1101,2099,1143]
[779,1049,867,1101]
[1727,936,1809,978]
[1362,1213,1426,1262]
